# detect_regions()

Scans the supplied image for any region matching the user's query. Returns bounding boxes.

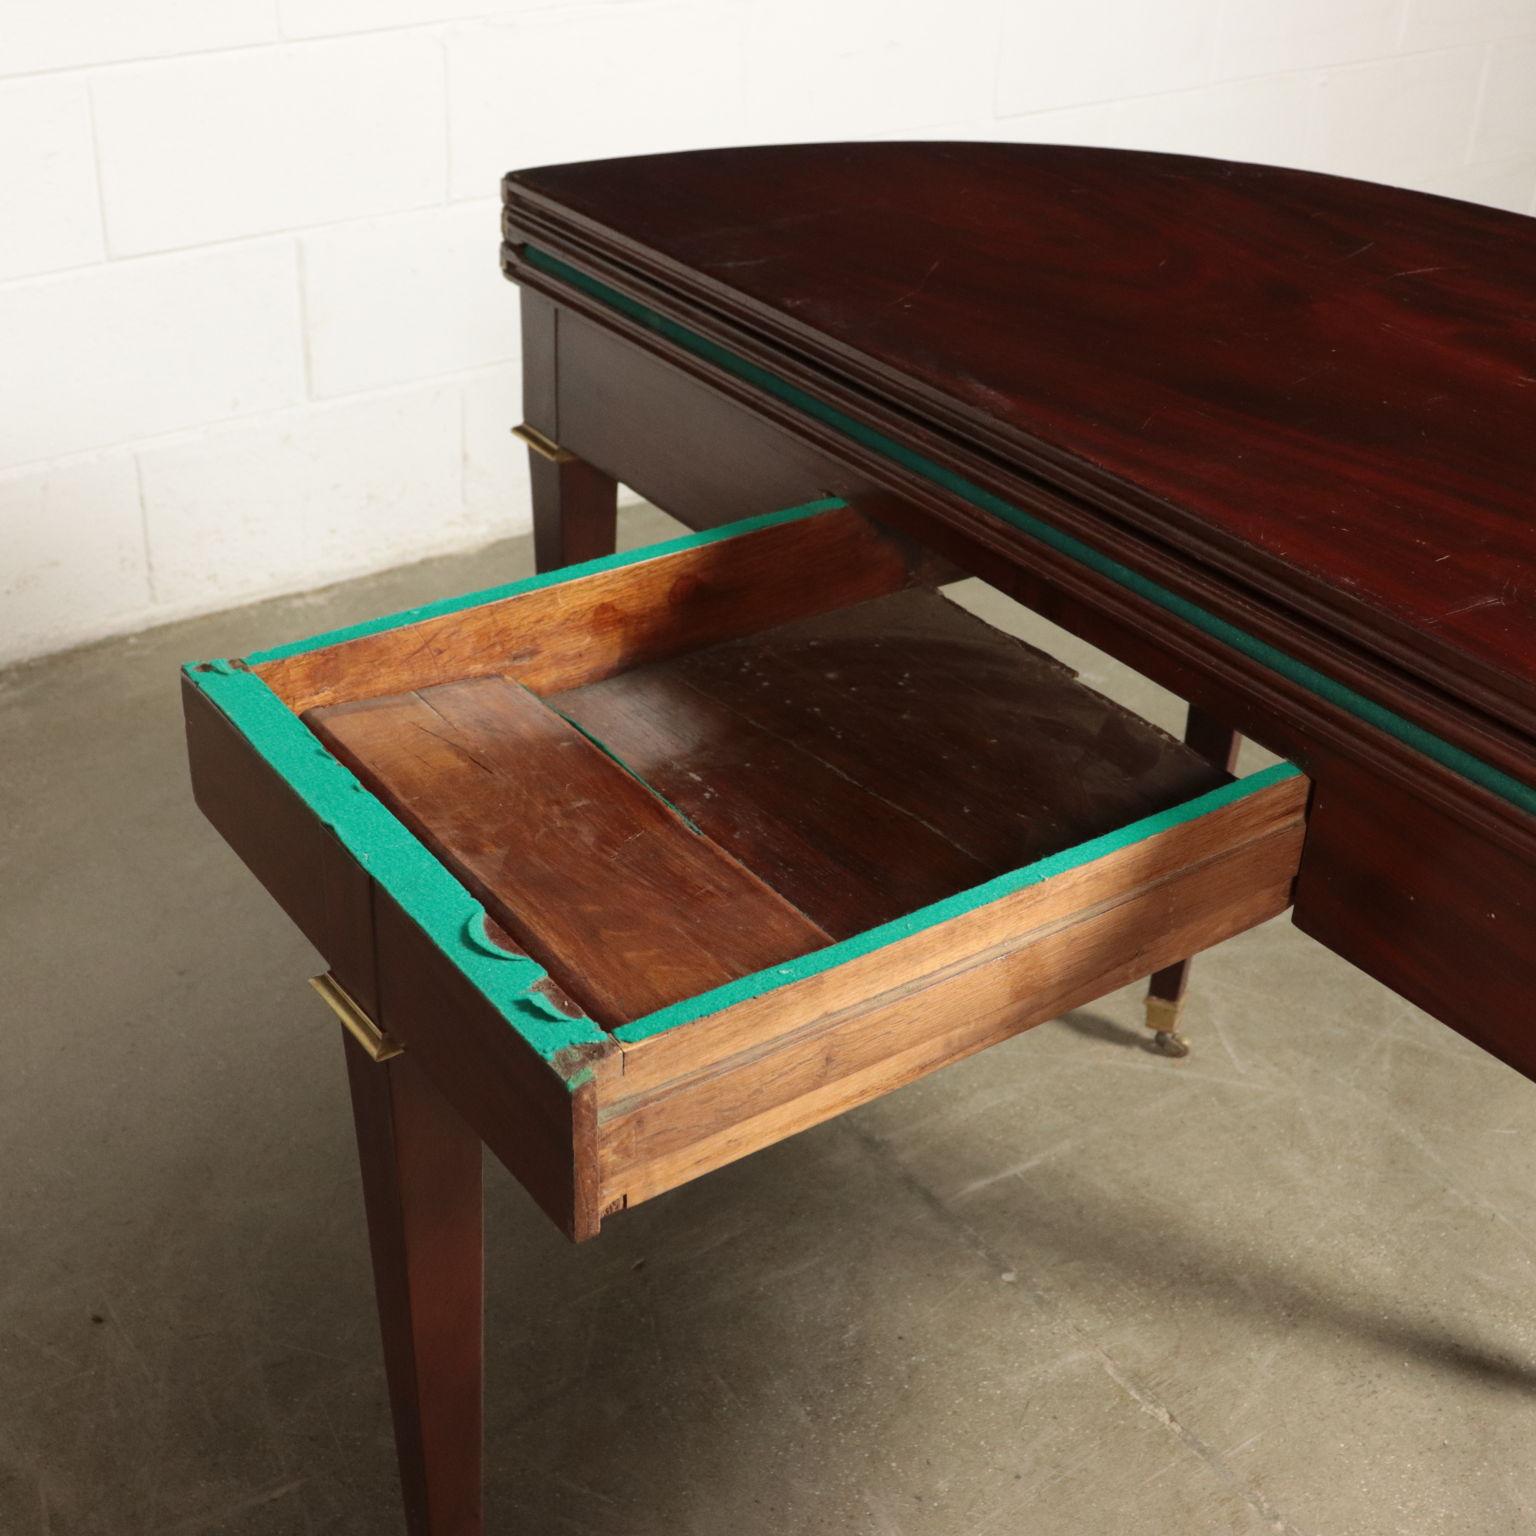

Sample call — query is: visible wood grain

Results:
[645,588,1229,864]
[615,770,1308,1095]
[601,795,1305,1207]
[510,280,1536,841]
[506,143,1536,744]
[530,451,618,572]
[345,1035,484,1536]
[371,889,610,1240]
[309,676,831,1026]
[1294,760,1536,1079]
[255,506,918,715]
[551,664,987,939]
[552,587,1230,938]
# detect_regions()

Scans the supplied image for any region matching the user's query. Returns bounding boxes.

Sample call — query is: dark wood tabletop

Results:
[503,140,1536,1092]
[505,142,1536,756]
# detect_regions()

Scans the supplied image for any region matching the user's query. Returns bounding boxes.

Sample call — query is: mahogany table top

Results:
[504,142,1536,748]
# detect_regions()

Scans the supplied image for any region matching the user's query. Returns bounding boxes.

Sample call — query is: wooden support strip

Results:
[611,770,1308,1092]
[255,505,919,714]
[599,816,1304,1209]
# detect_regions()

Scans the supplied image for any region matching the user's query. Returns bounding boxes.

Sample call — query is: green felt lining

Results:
[523,245,1536,820]
[613,761,1303,1044]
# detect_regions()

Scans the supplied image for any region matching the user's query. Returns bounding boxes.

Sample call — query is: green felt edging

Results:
[195,620,1302,1062]
[246,497,847,665]
[192,502,841,1074]
[185,657,608,1072]
[613,761,1303,1044]
[195,495,1303,1065]
[523,245,1536,821]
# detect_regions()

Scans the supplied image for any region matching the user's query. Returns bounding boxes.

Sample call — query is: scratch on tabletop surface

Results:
[889,256,942,309]
[1427,594,1505,626]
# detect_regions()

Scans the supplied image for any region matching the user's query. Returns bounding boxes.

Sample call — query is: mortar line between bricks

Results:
[834,1117,1312,1536]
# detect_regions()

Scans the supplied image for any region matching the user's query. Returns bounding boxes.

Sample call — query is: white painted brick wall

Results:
[301,200,519,396]
[137,380,487,616]
[2,0,1534,665]
[0,77,103,280]
[92,33,448,253]
[0,241,305,465]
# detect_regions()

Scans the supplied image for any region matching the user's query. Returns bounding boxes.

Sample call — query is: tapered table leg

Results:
[522,431,619,573]
[344,1033,484,1536]
[1145,704,1244,1057]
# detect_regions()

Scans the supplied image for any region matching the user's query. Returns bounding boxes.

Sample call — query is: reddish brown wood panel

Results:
[344,1036,484,1536]
[255,505,917,715]
[1294,763,1536,1079]
[603,774,1307,1207]
[507,143,1536,736]
[552,663,987,938]
[615,770,1309,1096]
[308,677,831,1026]
[370,888,607,1240]
[552,587,1230,938]
[659,589,1230,863]
[514,288,1536,807]
[555,307,854,528]
[1148,704,1245,1010]
[515,298,1536,1067]
[529,449,618,573]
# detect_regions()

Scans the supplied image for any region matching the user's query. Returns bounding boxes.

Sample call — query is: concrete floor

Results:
[4,504,1536,1536]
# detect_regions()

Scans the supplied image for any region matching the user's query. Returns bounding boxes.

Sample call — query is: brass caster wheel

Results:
[1145,995,1190,1058]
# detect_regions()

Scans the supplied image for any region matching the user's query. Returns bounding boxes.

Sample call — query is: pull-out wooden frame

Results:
[186,500,1307,1243]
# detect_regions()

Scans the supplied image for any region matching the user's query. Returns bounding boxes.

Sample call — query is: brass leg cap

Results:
[1145,995,1190,1058]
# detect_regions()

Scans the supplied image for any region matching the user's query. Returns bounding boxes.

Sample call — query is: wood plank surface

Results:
[552,663,988,938]
[256,505,917,715]
[553,588,1231,938]
[308,676,830,1027]
[600,788,1306,1209]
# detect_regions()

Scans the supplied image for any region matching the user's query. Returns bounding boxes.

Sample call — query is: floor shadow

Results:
[1055,1006,1165,1055]
[888,1119,1536,1401]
